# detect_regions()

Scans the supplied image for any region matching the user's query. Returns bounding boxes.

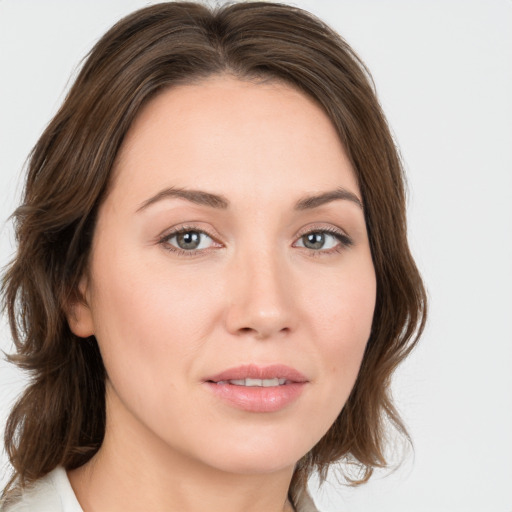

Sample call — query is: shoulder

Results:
[292,484,322,512]
[1,467,83,512]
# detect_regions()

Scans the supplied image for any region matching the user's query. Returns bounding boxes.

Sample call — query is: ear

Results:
[66,275,95,338]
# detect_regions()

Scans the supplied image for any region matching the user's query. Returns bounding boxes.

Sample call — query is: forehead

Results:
[110,74,359,206]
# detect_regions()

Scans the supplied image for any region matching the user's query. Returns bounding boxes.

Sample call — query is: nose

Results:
[224,247,298,340]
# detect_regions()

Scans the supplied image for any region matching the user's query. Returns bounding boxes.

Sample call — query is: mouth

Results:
[204,364,308,413]
[213,378,288,387]
[205,364,308,386]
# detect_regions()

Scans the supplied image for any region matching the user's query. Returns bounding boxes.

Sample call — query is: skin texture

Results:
[67,75,377,512]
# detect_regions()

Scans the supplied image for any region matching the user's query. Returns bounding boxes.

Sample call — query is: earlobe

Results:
[66,277,95,338]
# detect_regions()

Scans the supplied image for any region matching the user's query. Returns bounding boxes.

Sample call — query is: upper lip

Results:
[205,364,308,383]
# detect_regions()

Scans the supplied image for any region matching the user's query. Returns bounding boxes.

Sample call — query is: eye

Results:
[159,227,219,255]
[294,228,352,254]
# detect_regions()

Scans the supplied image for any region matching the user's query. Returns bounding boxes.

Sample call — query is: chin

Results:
[186,427,315,476]
[208,450,302,476]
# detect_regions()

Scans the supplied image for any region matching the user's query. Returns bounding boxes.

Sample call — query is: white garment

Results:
[2,466,319,512]
[1,467,82,512]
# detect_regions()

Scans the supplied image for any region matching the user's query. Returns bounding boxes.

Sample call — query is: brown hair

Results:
[1,0,426,501]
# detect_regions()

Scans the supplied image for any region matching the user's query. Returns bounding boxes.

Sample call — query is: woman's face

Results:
[70,75,376,475]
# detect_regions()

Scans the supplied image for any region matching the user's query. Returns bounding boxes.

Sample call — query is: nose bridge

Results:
[224,238,296,339]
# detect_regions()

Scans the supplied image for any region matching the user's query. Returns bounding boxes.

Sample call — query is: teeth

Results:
[217,378,287,387]
[247,378,271,387]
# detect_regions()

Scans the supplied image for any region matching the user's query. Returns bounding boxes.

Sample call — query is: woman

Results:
[0,2,426,511]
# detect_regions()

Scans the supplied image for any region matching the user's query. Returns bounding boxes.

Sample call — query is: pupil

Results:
[304,232,324,250]
[177,231,201,250]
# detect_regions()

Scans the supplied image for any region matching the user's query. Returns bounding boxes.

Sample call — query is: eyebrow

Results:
[136,186,363,212]
[294,187,363,211]
[137,187,229,211]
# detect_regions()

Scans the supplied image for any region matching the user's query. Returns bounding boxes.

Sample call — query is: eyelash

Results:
[158,224,353,258]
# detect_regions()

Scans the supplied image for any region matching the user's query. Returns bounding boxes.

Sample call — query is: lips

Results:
[204,364,308,413]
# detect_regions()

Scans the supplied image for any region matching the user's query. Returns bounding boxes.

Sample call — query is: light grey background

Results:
[1,1,511,511]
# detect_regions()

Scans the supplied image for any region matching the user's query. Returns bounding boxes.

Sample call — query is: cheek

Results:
[86,249,218,403]
[90,262,213,351]
[306,263,376,404]
[87,270,220,443]
[309,264,376,348]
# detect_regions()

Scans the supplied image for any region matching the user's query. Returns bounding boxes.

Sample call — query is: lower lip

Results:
[204,382,306,413]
